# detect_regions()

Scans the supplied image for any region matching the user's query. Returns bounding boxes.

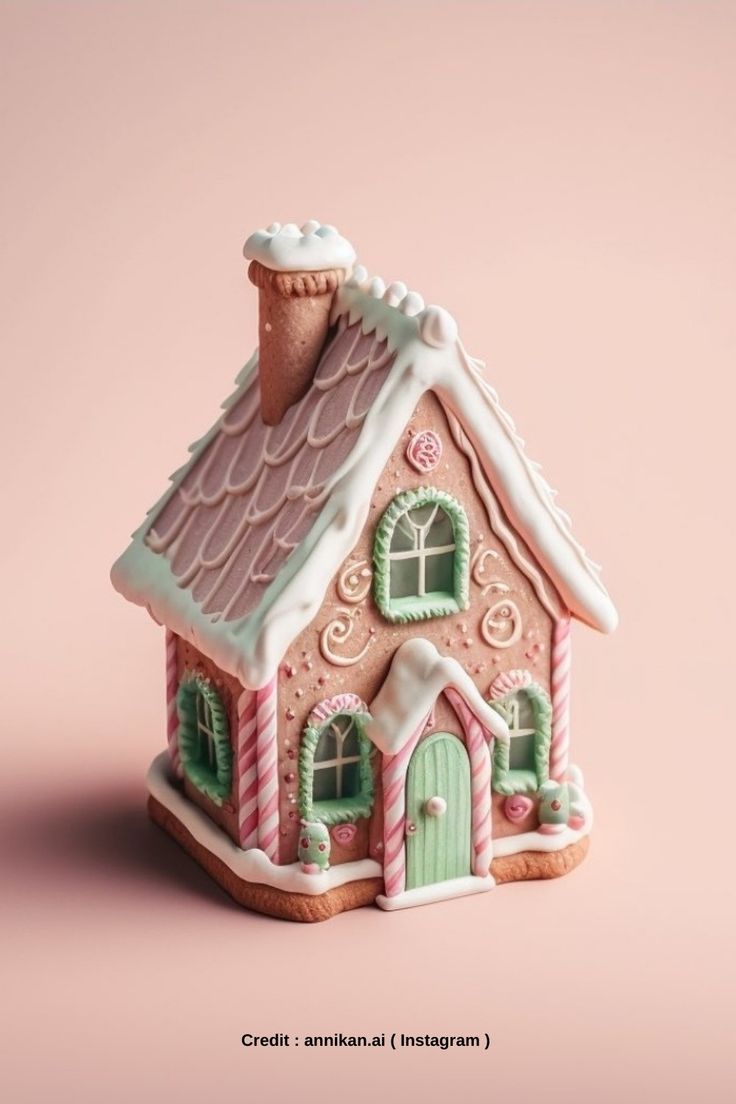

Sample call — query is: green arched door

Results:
[405,732,472,890]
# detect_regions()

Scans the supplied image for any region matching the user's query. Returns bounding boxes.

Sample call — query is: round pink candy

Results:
[503,794,534,823]
[406,429,442,473]
[331,823,357,846]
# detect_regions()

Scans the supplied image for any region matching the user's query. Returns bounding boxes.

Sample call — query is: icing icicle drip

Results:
[255,677,280,861]
[113,276,616,689]
[165,629,182,778]
[236,689,259,849]
[550,617,572,780]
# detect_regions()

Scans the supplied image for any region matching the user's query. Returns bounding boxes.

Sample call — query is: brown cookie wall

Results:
[276,391,557,865]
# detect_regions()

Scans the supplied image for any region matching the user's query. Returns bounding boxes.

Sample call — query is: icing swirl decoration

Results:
[481,600,522,649]
[406,429,443,473]
[337,560,373,604]
[471,547,510,595]
[319,608,374,667]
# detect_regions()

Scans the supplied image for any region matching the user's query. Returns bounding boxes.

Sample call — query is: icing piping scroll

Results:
[471,546,511,595]
[336,560,373,604]
[481,599,522,649]
[319,608,374,667]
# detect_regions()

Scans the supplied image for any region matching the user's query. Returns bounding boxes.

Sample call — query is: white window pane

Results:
[313,765,338,801]
[407,502,438,531]
[390,557,420,599]
[424,550,455,594]
[314,730,337,762]
[392,514,418,552]
[342,726,360,758]
[511,693,535,731]
[509,732,536,771]
[341,760,361,797]
[425,506,454,547]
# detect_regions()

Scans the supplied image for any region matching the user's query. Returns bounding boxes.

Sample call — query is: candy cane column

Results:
[381,716,430,898]
[550,616,572,780]
[235,689,259,850]
[255,675,280,862]
[444,689,493,878]
[165,629,182,778]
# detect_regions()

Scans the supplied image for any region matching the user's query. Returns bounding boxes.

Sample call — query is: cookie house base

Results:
[147,755,590,923]
[112,220,615,925]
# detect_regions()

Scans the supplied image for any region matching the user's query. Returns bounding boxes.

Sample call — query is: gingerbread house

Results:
[111,220,617,921]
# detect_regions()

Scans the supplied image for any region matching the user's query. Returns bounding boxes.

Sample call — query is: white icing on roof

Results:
[366,639,509,756]
[111,264,618,688]
[243,221,356,272]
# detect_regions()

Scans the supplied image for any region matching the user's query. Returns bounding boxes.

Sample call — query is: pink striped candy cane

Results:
[165,629,183,778]
[444,689,493,878]
[236,689,259,850]
[381,715,429,898]
[550,616,572,780]
[255,676,280,862]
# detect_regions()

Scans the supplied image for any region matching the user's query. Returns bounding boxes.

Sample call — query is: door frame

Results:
[380,686,494,901]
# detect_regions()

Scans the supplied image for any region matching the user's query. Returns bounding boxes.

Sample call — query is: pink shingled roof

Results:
[146,320,395,623]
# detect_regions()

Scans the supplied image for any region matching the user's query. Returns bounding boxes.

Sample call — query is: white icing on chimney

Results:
[242,221,356,425]
[244,221,356,273]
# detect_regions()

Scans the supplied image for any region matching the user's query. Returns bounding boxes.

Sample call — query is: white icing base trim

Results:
[147,753,382,896]
[376,874,495,912]
[492,824,589,857]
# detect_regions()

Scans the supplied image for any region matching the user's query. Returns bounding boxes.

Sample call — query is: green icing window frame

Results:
[299,707,375,827]
[177,674,232,806]
[373,487,470,623]
[489,683,552,796]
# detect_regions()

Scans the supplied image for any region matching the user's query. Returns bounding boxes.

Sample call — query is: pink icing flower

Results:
[331,823,357,846]
[406,430,442,473]
[503,795,534,823]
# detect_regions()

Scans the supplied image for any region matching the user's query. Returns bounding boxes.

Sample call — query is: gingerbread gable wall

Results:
[275,389,556,864]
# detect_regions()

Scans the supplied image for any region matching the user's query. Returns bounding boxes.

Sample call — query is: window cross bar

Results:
[388,544,456,561]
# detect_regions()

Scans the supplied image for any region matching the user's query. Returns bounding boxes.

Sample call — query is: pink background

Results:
[2,1,734,1100]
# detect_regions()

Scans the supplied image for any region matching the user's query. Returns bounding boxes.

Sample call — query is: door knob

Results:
[425,796,447,817]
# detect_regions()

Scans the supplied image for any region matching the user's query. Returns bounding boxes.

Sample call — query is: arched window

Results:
[177,674,232,805]
[299,697,374,826]
[373,488,470,622]
[489,682,552,795]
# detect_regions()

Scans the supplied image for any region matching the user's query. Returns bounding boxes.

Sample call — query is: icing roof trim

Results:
[112,277,617,689]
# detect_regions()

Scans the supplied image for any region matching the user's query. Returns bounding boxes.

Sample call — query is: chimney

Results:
[243,221,356,426]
